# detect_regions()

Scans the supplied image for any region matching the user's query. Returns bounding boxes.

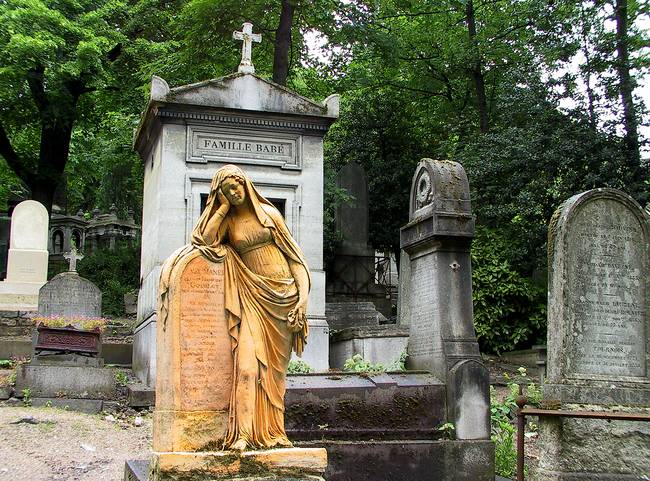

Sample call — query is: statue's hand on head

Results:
[217,187,231,211]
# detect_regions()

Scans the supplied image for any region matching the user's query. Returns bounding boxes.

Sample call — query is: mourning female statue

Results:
[159,164,309,452]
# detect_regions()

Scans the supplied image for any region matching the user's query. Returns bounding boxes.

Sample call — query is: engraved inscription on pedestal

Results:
[179,256,232,410]
[407,256,443,370]
[565,198,646,378]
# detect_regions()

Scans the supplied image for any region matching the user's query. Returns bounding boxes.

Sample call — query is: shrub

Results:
[287,359,312,374]
[490,367,541,477]
[343,354,385,373]
[472,226,546,353]
[77,242,140,317]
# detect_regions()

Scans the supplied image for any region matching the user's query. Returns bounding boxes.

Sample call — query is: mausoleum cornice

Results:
[133,73,339,158]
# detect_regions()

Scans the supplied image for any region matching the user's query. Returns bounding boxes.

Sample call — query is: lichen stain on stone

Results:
[286,402,329,429]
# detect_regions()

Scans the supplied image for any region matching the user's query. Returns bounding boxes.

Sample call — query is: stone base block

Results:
[293,318,329,372]
[0,385,13,400]
[15,364,116,398]
[0,280,44,311]
[535,410,650,481]
[128,382,156,407]
[153,410,228,452]
[307,439,494,481]
[329,325,409,369]
[32,353,104,367]
[149,448,327,481]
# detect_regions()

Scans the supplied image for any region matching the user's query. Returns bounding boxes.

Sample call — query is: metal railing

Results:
[514,384,650,481]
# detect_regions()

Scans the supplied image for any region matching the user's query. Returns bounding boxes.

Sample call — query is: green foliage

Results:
[389,350,408,372]
[437,422,455,439]
[77,242,140,317]
[490,367,540,477]
[471,226,546,353]
[22,388,31,406]
[114,369,128,387]
[343,354,385,374]
[0,359,12,369]
[31,315,110,331]
[287,359,312,374]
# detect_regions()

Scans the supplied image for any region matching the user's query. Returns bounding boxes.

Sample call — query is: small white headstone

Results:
[9,200,48,251]
[0,200,50,310]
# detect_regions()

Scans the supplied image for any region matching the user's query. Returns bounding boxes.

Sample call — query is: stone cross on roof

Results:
[63,247,84,273]
[233,22,261,74]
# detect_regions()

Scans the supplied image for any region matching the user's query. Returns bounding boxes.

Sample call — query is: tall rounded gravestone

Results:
[538,188,650,480]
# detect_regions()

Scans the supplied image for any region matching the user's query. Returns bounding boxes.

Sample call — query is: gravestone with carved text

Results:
[537,188,650,480]
[132,23,338,385]
[399,159,493,480]
[147,248,327,481]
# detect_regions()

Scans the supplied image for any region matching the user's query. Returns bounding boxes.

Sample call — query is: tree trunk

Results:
[273,0,294,86]
[614,0,641,176]
[465,0,489,133]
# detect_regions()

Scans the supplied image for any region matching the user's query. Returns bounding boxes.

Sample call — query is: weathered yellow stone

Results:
[151,447,327,480]
[153,409,229,452]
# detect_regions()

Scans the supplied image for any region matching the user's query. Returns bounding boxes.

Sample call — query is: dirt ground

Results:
[0,359,539,481]
[0,405,152,481]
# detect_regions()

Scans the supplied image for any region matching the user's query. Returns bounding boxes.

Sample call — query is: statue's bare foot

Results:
[231,438,248,452]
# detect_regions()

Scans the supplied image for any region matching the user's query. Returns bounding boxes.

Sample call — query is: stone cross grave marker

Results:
[233,22,261,74]
[63,247,84,273]
[538,188,650,480]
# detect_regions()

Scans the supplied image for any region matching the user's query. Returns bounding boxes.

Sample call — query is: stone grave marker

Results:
[148,248,327,480]
[38,250,101,318]
[537,188,650,480]
[0,200,49,310]
[400,159,492,450]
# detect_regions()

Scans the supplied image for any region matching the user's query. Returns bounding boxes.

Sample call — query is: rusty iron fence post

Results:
[515,384,527,481]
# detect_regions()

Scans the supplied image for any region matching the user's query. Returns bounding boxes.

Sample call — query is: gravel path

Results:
[0,405,152,481]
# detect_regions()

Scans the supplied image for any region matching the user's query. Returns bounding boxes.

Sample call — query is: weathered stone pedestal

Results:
[536,189,650,480]
[149,448,327,481]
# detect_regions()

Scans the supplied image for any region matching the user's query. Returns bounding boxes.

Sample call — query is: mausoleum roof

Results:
[134,72,339,155]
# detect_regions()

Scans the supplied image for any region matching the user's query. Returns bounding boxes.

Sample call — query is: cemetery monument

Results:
[0,200,49,310]
[15,250,114,413]
[144,164,327,480]
[132,22,338,385]
[399,158,494,476]
[537,188,650,479]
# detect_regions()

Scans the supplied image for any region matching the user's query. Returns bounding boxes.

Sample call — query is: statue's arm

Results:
[203,204,230,245]
[288,259,310,305]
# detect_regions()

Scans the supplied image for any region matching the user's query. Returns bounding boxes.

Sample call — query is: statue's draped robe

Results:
[158,165,310,448]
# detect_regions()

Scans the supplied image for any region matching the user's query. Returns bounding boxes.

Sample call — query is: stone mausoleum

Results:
[131,50,338,385]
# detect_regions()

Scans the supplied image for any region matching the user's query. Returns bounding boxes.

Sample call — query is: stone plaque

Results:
[154,249,232,453]
[178,255,232,411]
[407,255,442,367]
[188,126,299,169]
[38,272,101,318]
[548,188,649,382]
